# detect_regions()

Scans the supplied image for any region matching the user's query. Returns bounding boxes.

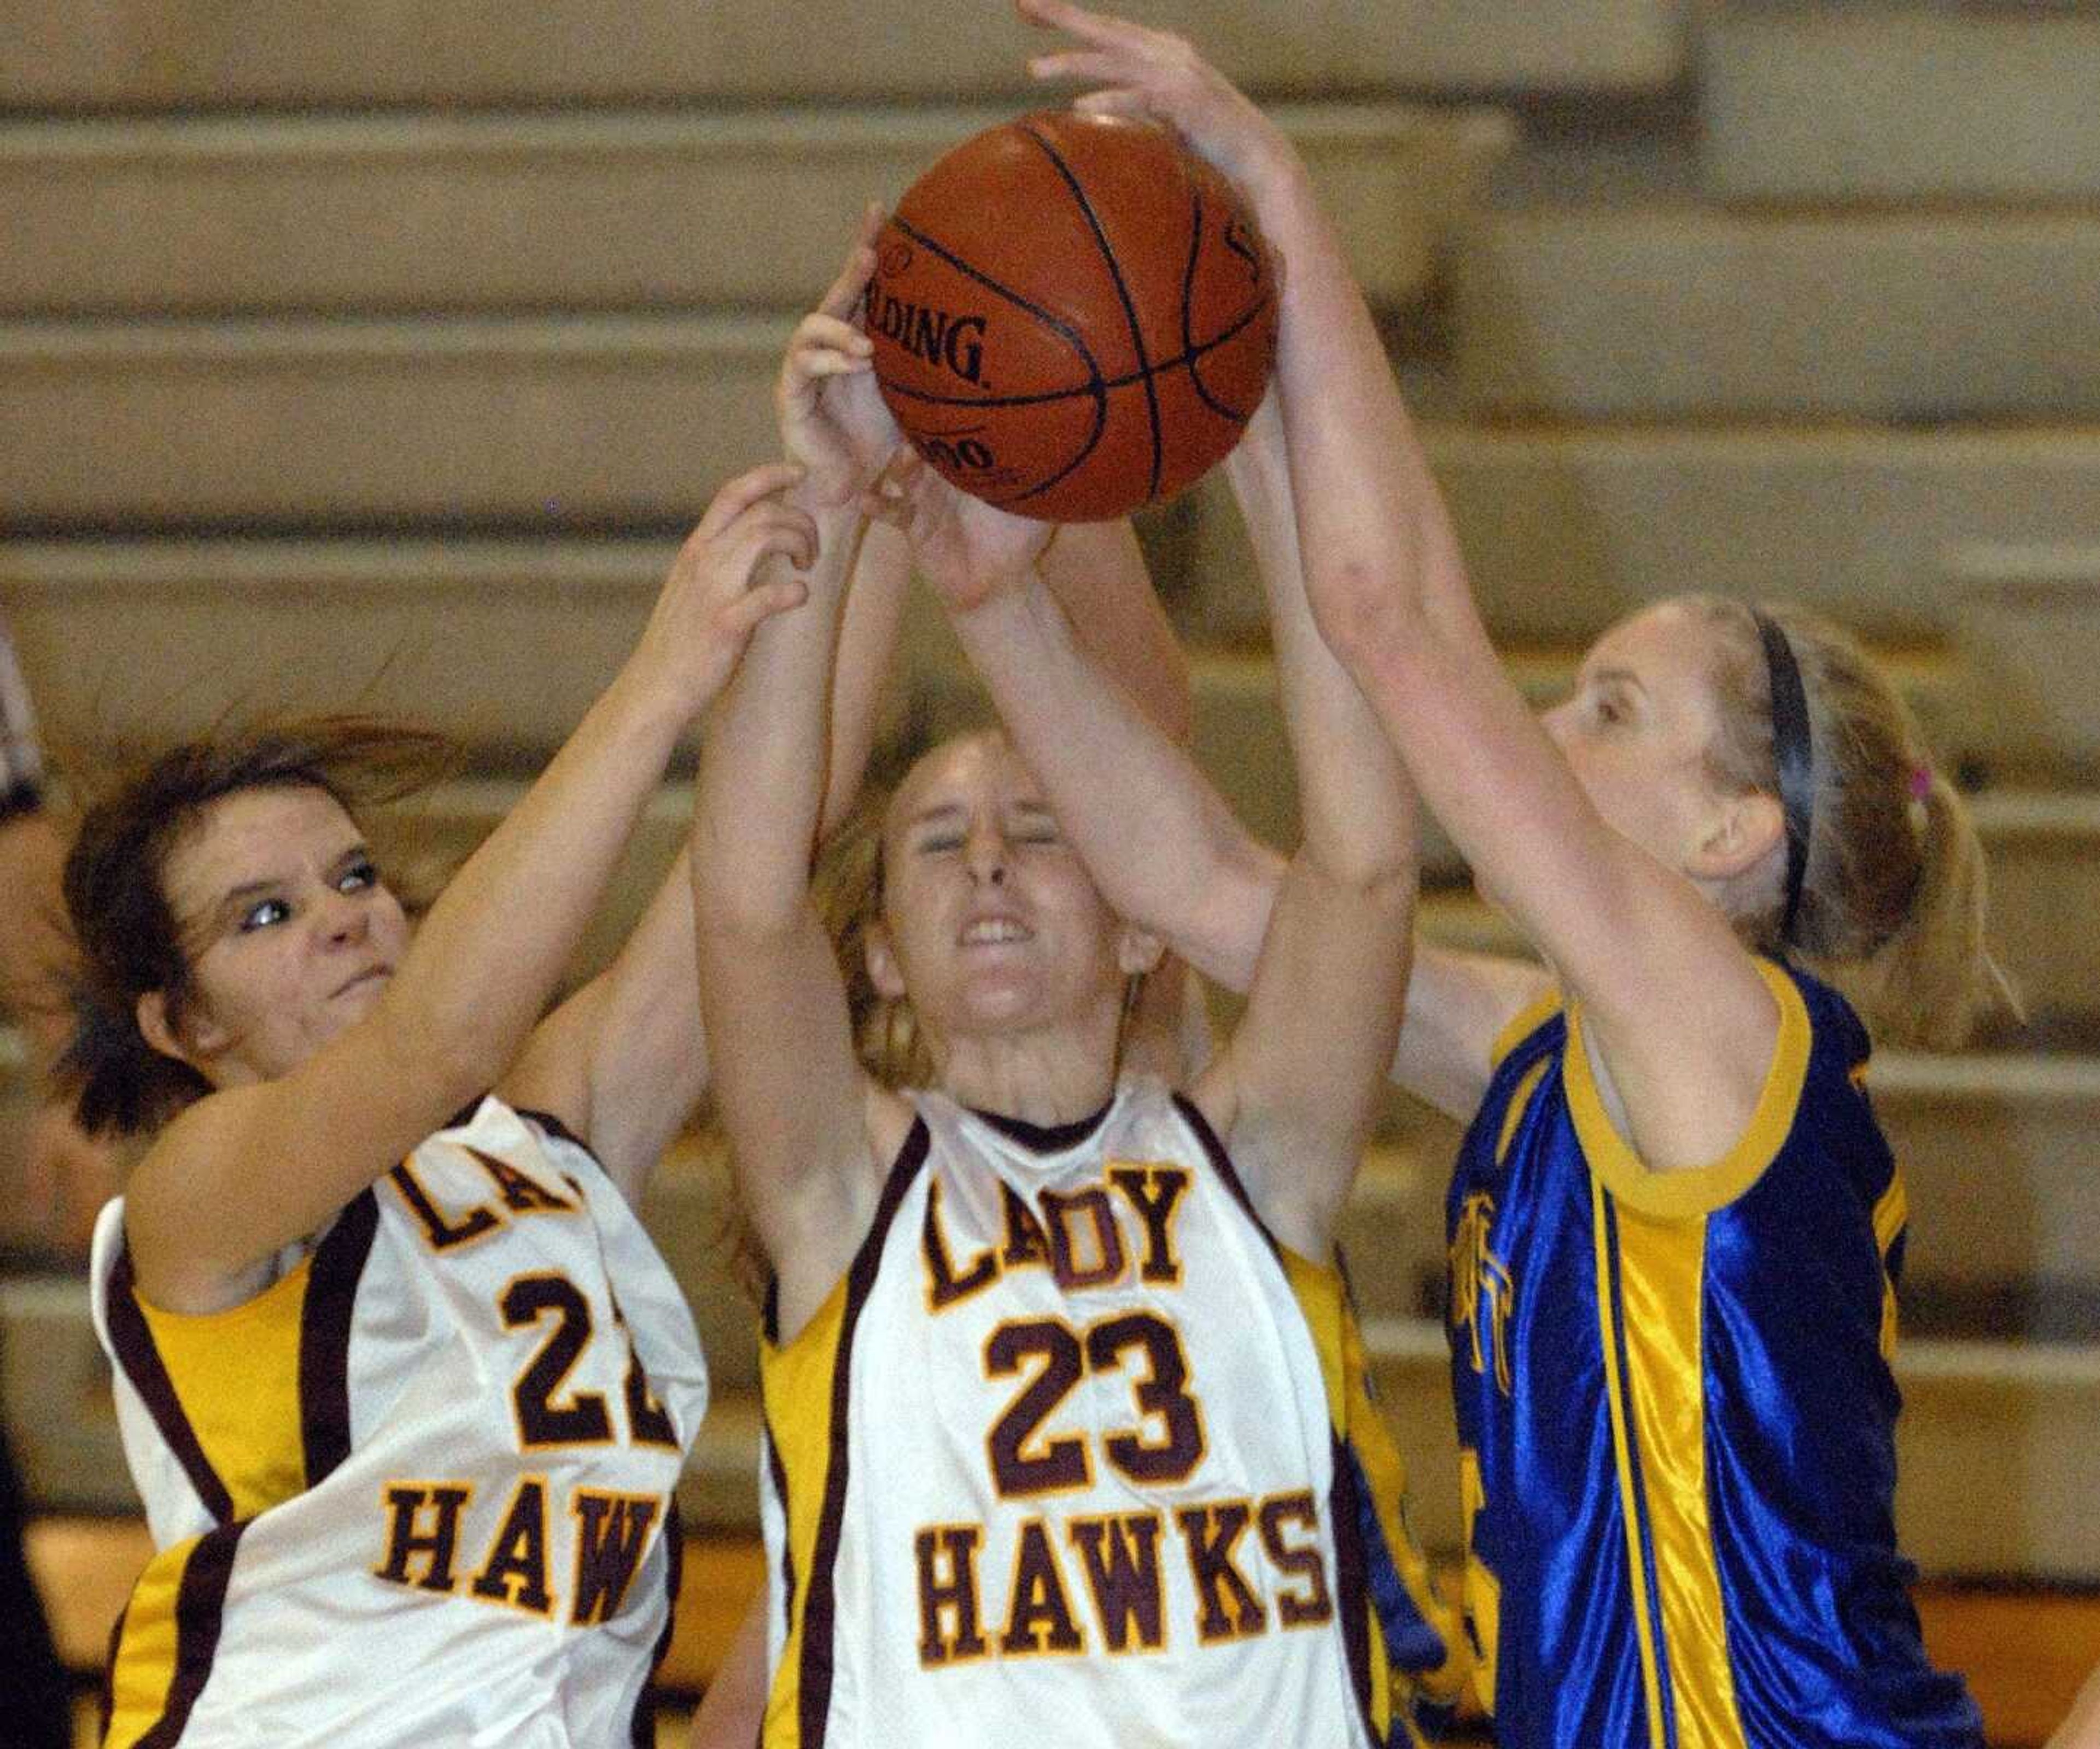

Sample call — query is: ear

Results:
[1686,789,1786,883]
[1116,924,1165,978]
[135,988,220,1070]
[864,919,908,1002]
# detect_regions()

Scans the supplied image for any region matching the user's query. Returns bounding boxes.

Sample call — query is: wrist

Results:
[598,655,710,748]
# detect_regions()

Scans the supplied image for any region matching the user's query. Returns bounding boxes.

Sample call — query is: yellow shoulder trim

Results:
[1491,987,1564,1069]
[1564,959,1811,1221]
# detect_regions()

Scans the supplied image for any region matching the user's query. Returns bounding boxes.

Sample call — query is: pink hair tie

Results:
[1907,765,1933,801]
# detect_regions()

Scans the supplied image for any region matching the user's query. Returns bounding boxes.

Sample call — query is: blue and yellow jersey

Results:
[1446,959,1982,1749]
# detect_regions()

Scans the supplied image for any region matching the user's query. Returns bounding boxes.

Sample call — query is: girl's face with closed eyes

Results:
[866,731,1150,1047]
[139,784,409,1091]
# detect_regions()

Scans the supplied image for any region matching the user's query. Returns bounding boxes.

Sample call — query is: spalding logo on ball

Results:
[866,109,1278,523]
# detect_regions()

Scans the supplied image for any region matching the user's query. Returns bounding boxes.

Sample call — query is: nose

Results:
[1538,698,1574,747]
[317,885,374,947]
[963,825,1009,887]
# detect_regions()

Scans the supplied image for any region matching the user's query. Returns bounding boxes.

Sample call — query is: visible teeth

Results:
[963,919,1028,945]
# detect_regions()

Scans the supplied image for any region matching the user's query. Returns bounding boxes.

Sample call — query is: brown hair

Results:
[58,716,454,1137]
[1689,597,1996,1050]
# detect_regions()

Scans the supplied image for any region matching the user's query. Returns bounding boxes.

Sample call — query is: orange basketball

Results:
[866,109,1278,523]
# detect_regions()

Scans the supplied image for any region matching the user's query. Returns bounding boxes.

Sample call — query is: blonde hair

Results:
[813,788,936,1090]
[1688,596,1997,1050]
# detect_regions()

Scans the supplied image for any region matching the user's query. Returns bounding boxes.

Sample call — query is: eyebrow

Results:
[1586,666,1648,694]
[903,804,967,832]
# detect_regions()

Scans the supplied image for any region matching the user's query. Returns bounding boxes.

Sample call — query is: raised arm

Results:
[691,228,913,1340]
[124,465,813,1311]
[501,527,912,1204]
[893,388,1413,1256]
[503,216,916,1202]
[1177,397,1418,1257]
[1026,0,1776,1172]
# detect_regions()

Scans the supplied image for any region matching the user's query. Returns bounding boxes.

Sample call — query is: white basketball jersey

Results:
[757,1078,1415,1749]
[89,1096,709,1748]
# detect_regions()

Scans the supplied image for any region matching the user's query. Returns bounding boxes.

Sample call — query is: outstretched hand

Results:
[864,447,1053,616]
[777,206,903,506]
[1017,0,1294,197]
[631,461,818,709]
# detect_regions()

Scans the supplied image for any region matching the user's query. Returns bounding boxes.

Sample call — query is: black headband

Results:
[1752,609,1814,946]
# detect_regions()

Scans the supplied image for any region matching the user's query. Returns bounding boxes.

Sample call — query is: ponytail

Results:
[1693,598,2004,1049]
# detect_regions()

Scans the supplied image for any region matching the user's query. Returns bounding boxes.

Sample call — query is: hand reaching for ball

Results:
[1017,0,1297,202]
[777,206,903,508]
[864,447,1052,616]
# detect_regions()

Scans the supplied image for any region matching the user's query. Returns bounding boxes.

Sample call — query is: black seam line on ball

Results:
[1017,119,1165,504]
[1179,176,1251,425]
[888,212,1111,509]
[874,293,1274,415]
[889,214,1106,396]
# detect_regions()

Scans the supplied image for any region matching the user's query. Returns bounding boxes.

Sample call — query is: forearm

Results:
[387,666,695,1089]
[693,503,862,931]
[1245,159,1472,657]
[1229,385,1419,894]
[949,574,1277,986]
[820,517,908,836]
[1039,520,1192,744]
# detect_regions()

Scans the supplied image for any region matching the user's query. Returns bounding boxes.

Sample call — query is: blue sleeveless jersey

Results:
[1446,959,1982,1749]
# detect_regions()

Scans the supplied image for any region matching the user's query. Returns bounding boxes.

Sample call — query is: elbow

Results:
[1306,555,1430,678]
[1315,850,1419,924]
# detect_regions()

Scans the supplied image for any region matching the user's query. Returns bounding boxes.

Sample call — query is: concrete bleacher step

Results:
[1702,4,2100,203]
[2,537,699,761]
[0,311,789,527]
[0,103,1508,318]
[1,0,1683,111]
[1451,206,2100,420]
[0,528,2022,778]
[1181,421,2100,640]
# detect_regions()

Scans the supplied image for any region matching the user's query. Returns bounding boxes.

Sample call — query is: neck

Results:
[929,1008,1122,1128]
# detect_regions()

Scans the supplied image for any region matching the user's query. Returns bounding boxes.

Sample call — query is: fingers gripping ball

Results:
[866,110,1277,523]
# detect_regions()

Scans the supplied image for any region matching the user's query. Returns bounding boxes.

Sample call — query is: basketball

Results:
[865,109,1278,523]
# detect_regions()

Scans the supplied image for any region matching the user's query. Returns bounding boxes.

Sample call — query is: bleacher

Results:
[4,2,2099,1743]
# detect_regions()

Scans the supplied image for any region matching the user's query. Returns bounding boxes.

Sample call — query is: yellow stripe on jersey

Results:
[104,1540,191,1749]
[104,1526,243,1749]
[1278,1252,1391,1735]
[1872,1173,1909,1361]
[1491,989,1564,1068]
[1613,1206,1749,1749]
[136,1255,316,1519]
[1496,1059,1551,1168]
[1589,1174,1669,1749]
[1565,959,1812,1222]
[760,1272,851,1749]
[1279,1247,1468,1730]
